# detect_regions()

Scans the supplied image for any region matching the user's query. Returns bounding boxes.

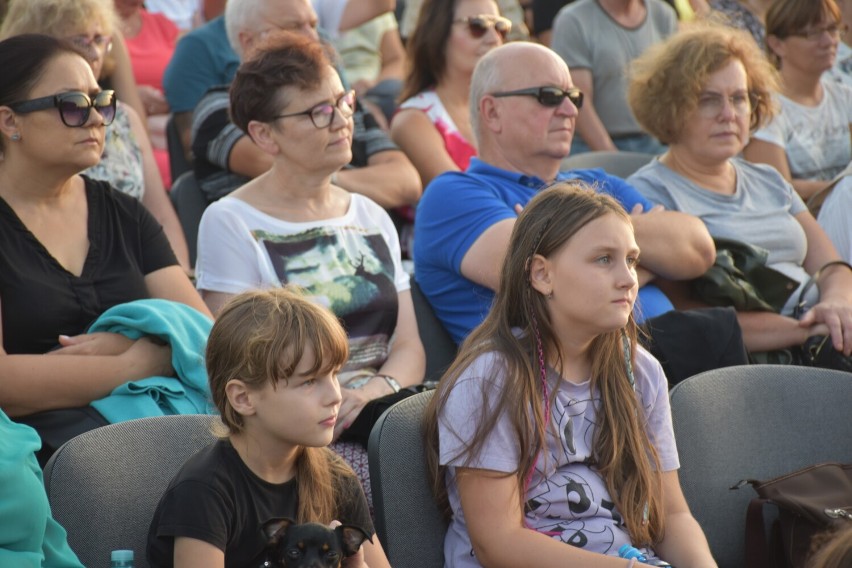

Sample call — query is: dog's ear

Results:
[261,517,296,544]
[335,525,372,557]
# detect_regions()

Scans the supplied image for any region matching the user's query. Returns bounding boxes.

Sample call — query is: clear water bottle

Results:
[110,549,135,568]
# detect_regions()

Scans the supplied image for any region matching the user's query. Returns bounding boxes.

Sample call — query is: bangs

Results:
[769,0,841,38]
[271,306,349,385]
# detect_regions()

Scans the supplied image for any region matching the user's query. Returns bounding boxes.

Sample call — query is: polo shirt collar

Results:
[467,157,572,189]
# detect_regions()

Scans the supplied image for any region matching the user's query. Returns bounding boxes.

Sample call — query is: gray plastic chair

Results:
[169,171,209,266]
[368,390,446,568]
[410,279,457,385]
[43,414,218,568]
[166,115,192,180]
[561,150,656,179]
[669,365,852,568]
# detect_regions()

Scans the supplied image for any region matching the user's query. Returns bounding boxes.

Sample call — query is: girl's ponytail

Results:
[295,446,357,523]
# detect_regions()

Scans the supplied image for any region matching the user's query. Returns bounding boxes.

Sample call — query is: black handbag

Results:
[789,261,852,373]
[691,238,799,313]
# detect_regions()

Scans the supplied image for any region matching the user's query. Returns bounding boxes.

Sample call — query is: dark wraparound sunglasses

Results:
[491,86,584,110]
[454,15,512,40]
[8,90,117,127]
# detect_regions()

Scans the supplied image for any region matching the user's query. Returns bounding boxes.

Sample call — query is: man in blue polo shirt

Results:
[414,42,717,347]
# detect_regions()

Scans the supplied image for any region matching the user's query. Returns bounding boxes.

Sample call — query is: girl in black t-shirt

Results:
[147,288,390,568]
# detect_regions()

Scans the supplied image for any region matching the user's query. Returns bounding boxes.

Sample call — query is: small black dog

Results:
[260,518,372,568]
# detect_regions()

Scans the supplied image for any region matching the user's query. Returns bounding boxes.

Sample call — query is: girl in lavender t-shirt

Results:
[424,184,716,567]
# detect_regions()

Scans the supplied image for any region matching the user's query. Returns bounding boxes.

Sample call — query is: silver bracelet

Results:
[344,376,371,390]
[374,374,401,393]
[626,560,637,568]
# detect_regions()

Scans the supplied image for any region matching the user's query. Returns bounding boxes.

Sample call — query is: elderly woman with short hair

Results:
[625,24,852,359]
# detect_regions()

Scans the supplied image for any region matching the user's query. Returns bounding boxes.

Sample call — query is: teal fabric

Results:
[0,409,84,567]
[89,299,215,422]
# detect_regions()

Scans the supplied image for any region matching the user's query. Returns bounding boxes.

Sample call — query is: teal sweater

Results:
[89,299,215,423]
[0,409,84,567]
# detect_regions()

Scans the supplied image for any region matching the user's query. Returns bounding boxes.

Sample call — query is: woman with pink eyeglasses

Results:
[391,0,510,188]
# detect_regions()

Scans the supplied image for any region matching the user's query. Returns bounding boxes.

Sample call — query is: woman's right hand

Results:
[800,301,852,355]
[49,332,135,356]
[122,337,175,378]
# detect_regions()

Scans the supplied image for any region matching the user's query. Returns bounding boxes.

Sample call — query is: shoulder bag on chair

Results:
[691,237,799,313]
[732,462,852,568]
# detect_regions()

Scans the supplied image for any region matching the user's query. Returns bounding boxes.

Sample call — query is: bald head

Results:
[226,0,319,58]
[470,42,570,144]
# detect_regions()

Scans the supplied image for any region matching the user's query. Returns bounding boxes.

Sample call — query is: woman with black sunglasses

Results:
[1,0,192,275]
[391,0,510,188]
[0,34,212,464]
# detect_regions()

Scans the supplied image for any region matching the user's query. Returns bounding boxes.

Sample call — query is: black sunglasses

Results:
[491,86,584,109]
[8,90,117,127]
[454,15,512,40]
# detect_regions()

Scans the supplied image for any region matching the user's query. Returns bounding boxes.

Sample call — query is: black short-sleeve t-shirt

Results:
[147,440,374,568]
[0,176,177,354]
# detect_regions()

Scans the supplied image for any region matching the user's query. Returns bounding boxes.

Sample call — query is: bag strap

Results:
[793,261,852,319]
[745,498,775,568]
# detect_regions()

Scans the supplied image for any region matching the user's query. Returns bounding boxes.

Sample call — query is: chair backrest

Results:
[166,115,192,180]
[561,150,655,179]
[368,390,446,568]
[43,414,219,568]
[669,365,852,568]
[410,278,458,385]
[169,171,209,266]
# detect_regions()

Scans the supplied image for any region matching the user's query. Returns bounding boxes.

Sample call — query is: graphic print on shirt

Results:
[254,225,399,381]
[522,389,624,555]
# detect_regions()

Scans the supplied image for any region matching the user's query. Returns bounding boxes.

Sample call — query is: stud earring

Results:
[546,290,554,300]
[10,133,21,141]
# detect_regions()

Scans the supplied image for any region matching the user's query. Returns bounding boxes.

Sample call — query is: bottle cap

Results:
[111,550,134,562]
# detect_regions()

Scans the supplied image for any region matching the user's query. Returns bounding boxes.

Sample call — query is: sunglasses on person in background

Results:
[8,90,117,127]
[695,91,756,119]
[491,86,584,109]
[791,23,848,41]
[454,15,512,40]
[274,90,356,129]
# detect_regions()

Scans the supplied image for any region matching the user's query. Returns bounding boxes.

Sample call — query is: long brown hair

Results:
[399,0,459,102]
[206,287,353,524]
[423,183,665,546]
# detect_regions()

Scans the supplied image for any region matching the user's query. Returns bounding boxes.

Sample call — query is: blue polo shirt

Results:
[413,158,674,343]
